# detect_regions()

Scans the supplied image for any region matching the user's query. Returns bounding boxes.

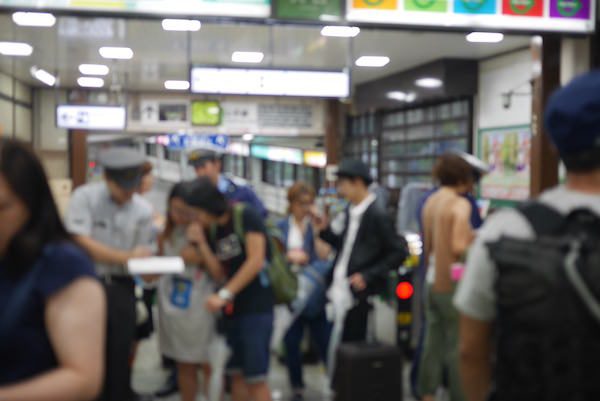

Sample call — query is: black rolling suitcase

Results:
[333,342,404,401]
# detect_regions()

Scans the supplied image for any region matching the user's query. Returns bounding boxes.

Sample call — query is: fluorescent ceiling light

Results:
[466,32,504,43]
[79,64,109,76]
[406,92,417,103]
[321,26,360,38]
[355,56,390,67]
[416,77,443,89]
[12,12,56,27]
[232,51,264,64]
[162,19,201,32]
[0,42,33,56]
[387,91,407,101]
[242,133,255,141]
[99,46,133,60]
[30,66,56,86]
[78,77,104,88]
[164,80,190,90]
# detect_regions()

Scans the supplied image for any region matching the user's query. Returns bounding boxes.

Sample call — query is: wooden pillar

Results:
[69,130,88,189]
[325,100,342,166]
[530,35,561,197]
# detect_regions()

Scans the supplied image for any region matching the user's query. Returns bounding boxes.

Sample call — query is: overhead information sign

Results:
[0,0,270,18]
[347,0,595,32]
[57,105,126,130]
[191,67,350,98]
[275,0,342,20]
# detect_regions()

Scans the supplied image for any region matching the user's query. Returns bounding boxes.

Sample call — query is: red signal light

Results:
[396,281,414,300]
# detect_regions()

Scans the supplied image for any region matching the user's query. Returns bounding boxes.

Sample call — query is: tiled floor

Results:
[132,334,416,401]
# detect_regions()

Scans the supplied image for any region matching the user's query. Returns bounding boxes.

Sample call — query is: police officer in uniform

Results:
[188,148,267,217]
[66,148,155,401]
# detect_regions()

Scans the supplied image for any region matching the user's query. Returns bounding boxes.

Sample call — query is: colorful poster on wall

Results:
[550,0,590,18]
[502,0,544,16]
[276,0,342,18]
[405,0,447,12]
[353,0,397,9]
[454,0,496,14]
[478,125,531,201]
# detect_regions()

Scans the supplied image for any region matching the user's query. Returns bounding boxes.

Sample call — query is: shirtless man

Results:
[418,153,476,401]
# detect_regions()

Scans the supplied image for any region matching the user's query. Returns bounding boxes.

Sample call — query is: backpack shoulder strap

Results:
[518,202,565,237]
[232,203,246,245]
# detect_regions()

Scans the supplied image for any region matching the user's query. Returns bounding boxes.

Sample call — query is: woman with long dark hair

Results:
[0,139,106,401]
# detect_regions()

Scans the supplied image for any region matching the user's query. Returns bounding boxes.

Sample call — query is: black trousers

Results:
[342,300,370,343]
[98,278,136,401]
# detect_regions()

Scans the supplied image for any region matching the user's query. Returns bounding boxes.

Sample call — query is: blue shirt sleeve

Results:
[239,187,268,219]
[36,242,97,299]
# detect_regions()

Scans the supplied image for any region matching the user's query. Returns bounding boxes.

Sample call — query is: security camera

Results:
[502,92,512,109]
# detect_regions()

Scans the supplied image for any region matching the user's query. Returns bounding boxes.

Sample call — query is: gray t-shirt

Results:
[454,186,600,322]
[65,181,155,276]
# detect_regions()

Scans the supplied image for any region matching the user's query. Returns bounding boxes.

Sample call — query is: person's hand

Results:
[187,222,206,245]
[206,293,227,313]
[130,246,152,259]
[180,245,202,264]
[349,273,367,292]
[310,207,328,232]
[287,249,310,266]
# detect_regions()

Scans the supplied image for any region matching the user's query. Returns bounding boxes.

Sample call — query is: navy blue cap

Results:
[545,71,600,157]
[336,159,373,185]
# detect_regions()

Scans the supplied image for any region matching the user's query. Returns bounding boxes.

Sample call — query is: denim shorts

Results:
[226,312,274,383]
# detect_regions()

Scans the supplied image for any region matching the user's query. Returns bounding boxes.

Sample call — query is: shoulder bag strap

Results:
[519,202,565,237]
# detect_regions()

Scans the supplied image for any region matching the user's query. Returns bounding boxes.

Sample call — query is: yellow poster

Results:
[353,0,398,10]
[69,0,127,9]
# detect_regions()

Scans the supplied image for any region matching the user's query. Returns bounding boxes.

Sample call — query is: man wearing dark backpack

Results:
[455,71,600,401]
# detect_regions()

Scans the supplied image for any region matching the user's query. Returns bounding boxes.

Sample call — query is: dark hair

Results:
[562,147,600,173]
[184,177,229,217]
[162,182,188,240]
[287,182,316,205]
[0,139,71,275]
[432,153,474,187]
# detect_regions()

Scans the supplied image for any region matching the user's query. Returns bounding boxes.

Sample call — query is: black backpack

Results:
[488,202,600,401]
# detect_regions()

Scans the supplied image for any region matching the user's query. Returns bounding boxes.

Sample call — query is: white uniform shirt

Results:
[328,193,377,311]
[455,186,600,322]
[65,181,156,276]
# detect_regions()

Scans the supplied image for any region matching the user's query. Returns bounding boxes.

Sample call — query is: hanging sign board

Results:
[347,0,595,32]
[0,0,270,18]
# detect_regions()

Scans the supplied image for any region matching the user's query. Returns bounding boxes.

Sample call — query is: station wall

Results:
[0,72,33,143]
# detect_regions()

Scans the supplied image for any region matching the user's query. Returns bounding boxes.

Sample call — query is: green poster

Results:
[275,0,342,20]
[405,0,448,12]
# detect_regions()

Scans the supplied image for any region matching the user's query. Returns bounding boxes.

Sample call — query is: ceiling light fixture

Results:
[164,80,190,90]
[78,77,104,88]
[466,32,504,43]
[405,92,417,103]
[321,26,360,38]
[79,64,109,76]
[355,56,390,67]
[387,91,407,101]
[232,51,264,64]
[242,133,255,141]
[30,66,56,86]
[99,46,133,60]
[162,19,201,32]
[12,12,56,27]
[0,42,33,56]
[415,77,443,89]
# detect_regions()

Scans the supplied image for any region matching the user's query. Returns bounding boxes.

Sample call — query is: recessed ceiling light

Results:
[0,42,33,56]
[30,66,56,86]
[242,133,255,141]
[12,12,56,27]
[164,80,190,90]
[466,32,504,43]
[162,19,201,32]
[321,26,360,38]
[79,64,109,76]
[78,77,104,88]
[99,46,133,60]
[232,51,264,64]
[355,56,390,68]
[415,77,443,89]
[387,91,407,101]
